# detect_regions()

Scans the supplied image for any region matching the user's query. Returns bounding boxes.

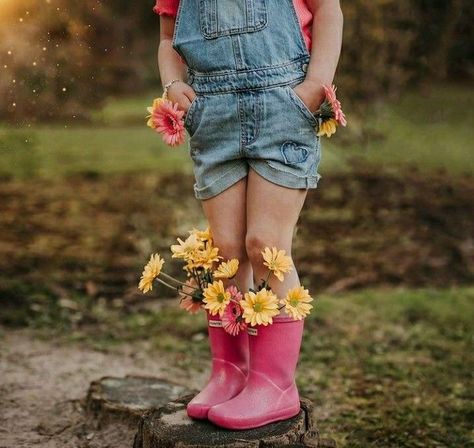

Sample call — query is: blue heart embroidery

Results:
[280,140,309,165]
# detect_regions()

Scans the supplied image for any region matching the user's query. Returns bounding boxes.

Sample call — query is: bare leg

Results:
[245,168,308,313]
[186,177,252,420]
[201,177,253,291]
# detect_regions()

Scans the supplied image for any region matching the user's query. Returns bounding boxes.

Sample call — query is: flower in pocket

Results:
[315,84,347,138]
[146,97,186,146]
[317,118,338,138]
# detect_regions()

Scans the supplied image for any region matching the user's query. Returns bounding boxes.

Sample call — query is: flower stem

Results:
[160,271,194,287]
[263,269,272,288]
[156,277,180,292]
[193,268,203,290]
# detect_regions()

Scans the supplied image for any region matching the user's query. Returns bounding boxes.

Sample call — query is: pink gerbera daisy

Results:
[222,285,247,336]
[179,278,202,314]
[226,285,243,301]
[322,84,347,127]
[147,98,186,147]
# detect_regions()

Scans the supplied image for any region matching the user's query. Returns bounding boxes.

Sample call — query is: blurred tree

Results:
[338,0,418,104]
[0,0,156,122]
[0,0,472,122]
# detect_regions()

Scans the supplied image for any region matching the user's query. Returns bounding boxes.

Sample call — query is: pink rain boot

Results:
[207,315,304,429]
[186,311,249,419]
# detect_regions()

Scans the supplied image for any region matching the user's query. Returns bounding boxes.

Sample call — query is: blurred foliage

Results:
[0,168,472,330]
[0,0,472,121]
[339,0,473,107]
[0,0,156,122]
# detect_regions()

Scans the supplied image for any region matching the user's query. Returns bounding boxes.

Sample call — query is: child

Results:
[155,0,343,430]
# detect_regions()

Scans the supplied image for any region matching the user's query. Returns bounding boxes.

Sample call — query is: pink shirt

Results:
[154,0,313,52]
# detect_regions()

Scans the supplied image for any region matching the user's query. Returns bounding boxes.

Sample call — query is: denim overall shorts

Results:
[172,0,322,200]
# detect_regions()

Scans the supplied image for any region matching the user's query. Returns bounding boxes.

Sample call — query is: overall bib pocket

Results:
[285,81,319,128]
[199,0,268,39]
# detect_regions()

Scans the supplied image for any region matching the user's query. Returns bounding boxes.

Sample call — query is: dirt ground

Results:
[0,329,202,448]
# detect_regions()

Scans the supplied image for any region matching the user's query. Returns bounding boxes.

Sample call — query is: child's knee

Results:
[214,237,247,262]
[245,233,291,267]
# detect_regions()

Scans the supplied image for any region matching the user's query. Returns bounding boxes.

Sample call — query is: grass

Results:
[347,83,474,174]
[12,286,473,447]
[0,83,473,179]
[0,84,472,446]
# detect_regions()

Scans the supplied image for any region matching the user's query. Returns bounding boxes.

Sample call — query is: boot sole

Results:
[186,404,211,420]
[208,403,301,430]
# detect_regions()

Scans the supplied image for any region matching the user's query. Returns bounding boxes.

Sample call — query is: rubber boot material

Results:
[186,311,249,419]
[207,316,304,429]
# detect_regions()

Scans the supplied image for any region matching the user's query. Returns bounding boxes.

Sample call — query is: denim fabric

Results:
[172,0,322,200]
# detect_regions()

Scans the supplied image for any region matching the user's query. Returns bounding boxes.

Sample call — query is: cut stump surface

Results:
[86,375,191,428]
[133,394,330,447]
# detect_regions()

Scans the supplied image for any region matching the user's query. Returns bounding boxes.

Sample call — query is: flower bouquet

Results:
[314,84,347,138]
[146,96,186,147]
[138,227,315,335]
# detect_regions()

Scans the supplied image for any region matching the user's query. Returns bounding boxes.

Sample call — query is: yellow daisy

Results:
[261,247,293,282]
[241,289,280,326]
[214,259,239,279]
[170,233,203,259]
[317,118,338,138]
[280,285,314,320]
[203,280,231,316]
[138,253,165,293]
[146,98,164,129]
[189,226,213,244]
[186,245,221,271]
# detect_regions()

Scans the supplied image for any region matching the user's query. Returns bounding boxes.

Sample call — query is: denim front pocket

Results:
[184,95,201,136]
[199,0,268,39]
[285,82,319,128]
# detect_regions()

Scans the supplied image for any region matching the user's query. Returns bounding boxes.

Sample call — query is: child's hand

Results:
[291,80,326,115]
[167,80,197,113]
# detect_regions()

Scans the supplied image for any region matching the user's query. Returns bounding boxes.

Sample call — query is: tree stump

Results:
[133,394,335,448]
[85,375,192,428]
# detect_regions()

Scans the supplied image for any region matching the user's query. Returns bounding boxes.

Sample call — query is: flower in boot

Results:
[189,226,213,245]
[170,233,202,260]
[138,253,165,293]
[261,247,293,282]
[146,98,186,146]
[241,288,280,326]
[187,245,222,271]
[179,278,202,314]
[317,118,338,138]
[222,288,246,335]
[203,280,231,316]
[280,285,314,320]
[226,285,243,302]
[214,259,239,279]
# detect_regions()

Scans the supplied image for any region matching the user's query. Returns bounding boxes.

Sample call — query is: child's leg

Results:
[207,169,309,429]
[186,176,253,420]
[201,176,253,291]
[245,168,308,306]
